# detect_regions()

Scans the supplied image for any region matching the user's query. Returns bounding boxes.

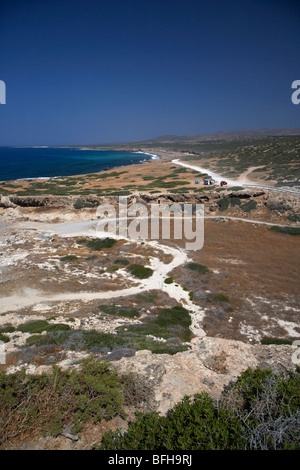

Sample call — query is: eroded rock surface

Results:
[112,336,296,415]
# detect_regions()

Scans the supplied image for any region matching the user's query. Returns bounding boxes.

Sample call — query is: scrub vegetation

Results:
[99,367,300,450]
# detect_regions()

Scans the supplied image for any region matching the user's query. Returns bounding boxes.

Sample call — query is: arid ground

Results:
[0,147,299,449]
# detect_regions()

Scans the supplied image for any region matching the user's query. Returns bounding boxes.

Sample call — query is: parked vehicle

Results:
[203,177,215,185]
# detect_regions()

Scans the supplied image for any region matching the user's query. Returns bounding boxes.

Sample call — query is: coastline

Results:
[0,148,164,183]
[0,148,186,196]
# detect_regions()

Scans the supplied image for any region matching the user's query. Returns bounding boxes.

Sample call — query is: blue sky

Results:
[0,0,299,145]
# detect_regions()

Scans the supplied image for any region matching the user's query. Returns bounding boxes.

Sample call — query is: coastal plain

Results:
[0,141,299,449]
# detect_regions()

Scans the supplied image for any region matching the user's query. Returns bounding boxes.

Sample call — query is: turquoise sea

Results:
[0,147,158,181]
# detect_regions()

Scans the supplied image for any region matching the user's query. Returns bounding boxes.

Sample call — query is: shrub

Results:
[186,262,209,274]
[99,367,300,451]
[17,320,51,334]
[269,226,300,236]
[0,357,124,443]
[100,393,243,450]
[288,213,300,223]
[156,306,192,342]
[25,334,56,347]
[114,258,130,266]
[74,199,97,209]
[136,292,158,302]
[46,323,72,332]
[261,337,293,345]
[60,255,78,262]
[121,373,155,410]
[115,323,188,355]
[213,293,229,302]
[76,238,87,244]
[0,333,10,343]
[59,329,124,350]
[127,264,153,279]
[0,325,16,333]
[221,368,300,449]
[241,200,257,212]
[217,197,230,211]
[108,265,119,271]
[99,304,140,318]
[267,202,291,212]
[86,238,117,250]
[164,277,174,284]
[230,196,241,206]
[17,320,71,334]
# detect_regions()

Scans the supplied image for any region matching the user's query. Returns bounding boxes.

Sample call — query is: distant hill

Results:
[138,129,300,144]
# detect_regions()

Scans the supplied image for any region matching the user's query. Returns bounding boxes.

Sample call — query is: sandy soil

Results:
[1,146,299,450]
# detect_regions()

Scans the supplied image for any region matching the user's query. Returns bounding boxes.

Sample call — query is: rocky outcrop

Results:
[112,336,297,415]
[0,189,266,209]
[5,195,75,208]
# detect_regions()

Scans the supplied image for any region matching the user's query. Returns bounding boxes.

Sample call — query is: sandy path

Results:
[172,159,300,195]
[236,166,266,184]
[1,213,296,336]
[0,219,206,337]
[205,216,295,227]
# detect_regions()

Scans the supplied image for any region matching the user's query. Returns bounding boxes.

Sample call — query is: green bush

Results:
[269,226,300,236]
[0,333,10,343]
[230,196,241,206]
[217,197,230,211]
[0,325,16,334]
[17,320,52,334]
[76,238,87,244]
[0,357,124,443]
[99,304,140,318]
[114,258,130,266]
[127,264,153,279]
[86,238,117,250]
[99,367,300,451]
[164,277,174,284]
[100,393,243,450]
[288,213,300,223]
[108,265,119,271]
[155,306,192,342]
[60,255,78,262]
[186,262,209,274]
[241,199,257,212]
[213,293,229,302]
[74,199,97,209]
[261,337,293,345]
[224,368,300,415]
[17,320,71,334]
[46,323,72,332]
[25,334,56,347]
[56,329,124,350]
[136,292,158,302]
[115,304,192,354]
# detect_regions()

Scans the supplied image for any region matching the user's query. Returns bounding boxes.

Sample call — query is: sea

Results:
[0,147,159,181]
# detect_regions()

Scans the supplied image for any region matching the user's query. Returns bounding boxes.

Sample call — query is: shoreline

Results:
[0,149,163,183]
